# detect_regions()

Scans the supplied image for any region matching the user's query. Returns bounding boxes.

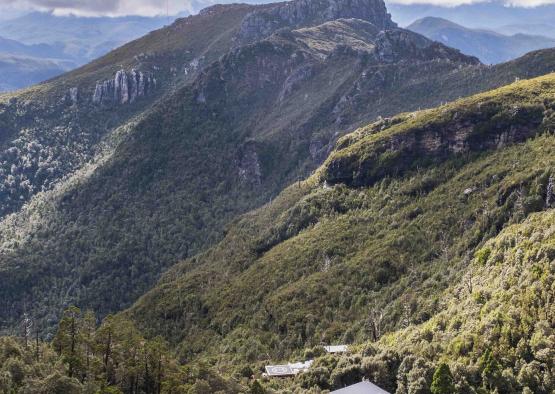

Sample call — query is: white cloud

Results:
[0,0,194,17]
[0,0,554,16]
[388,0,555,6]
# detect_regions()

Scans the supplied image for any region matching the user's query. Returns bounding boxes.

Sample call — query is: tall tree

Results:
[431,363,455,394]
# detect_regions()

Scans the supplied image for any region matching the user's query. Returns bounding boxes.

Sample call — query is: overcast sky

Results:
[0,0,554,17]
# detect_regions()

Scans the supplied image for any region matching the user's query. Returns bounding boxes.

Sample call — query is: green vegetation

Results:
[0,308,243,393]
[2,2,555,392]
[123,73,555,392]
[2,53,555,394]
[1,11,508,334]
[431,363,455,394]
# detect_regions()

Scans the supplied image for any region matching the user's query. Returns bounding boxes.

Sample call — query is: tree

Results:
[95,315,116,384]
[53,306,83,379]
[81,310,96,382]
[21,312,33,348]
[367,306,384,341]
[480,349,503,391]
[431,363,455,394]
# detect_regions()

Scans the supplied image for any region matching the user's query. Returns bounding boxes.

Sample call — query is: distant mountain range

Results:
[0,54,72,92]
[0,12,183,91]
[496,22,555,39]
[408,16,555,64]
[0,35,72,91]
[387,0,555,36]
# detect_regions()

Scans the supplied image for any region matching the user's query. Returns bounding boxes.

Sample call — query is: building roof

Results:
[324,345,349,353]
[265,365,294,376]
[331,381,390,394]
[264,360,313,377]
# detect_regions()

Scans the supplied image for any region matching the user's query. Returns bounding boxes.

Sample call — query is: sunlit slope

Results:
[128,74,555,373]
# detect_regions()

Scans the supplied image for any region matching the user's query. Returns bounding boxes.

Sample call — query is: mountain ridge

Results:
[408,16,555,64]
[0,3,483,335]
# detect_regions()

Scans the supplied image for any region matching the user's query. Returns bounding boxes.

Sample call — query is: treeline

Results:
[0,307,242,393]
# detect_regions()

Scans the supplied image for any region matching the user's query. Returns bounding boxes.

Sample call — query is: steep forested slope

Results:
[264,207,555,393]
[2,71,554,393]
[2,0,555,344]
[0,3,256,218]
[0,8,480,334]
[1,29,555,394]
[125,73,555,394]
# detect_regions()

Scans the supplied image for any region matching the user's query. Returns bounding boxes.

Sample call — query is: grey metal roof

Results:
[265,365,294,376]
[264,360,314,376]
[324,345,349,353]
[331,381,390,394]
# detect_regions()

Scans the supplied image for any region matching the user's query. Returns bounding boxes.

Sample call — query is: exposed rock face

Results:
[92,69,156,105]
[277,64,314,102]
[323,103,547,187]
[373,29,478,64]
[236,0,396,44]
[69,87,78,105]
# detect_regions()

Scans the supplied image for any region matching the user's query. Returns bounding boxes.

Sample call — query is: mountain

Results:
[0,54,69,92]
[386,0,555,30]
[407,17,555,64]
[0,12,180,91]
[127,71,555,393]
[0,0,555,392]
[0,36,75,92]
[0,12,175,63]
[497,22,555,39]
[0,36,67,59]
[2,62,555,394]
[0,0,486,336]
[3,0,555,339]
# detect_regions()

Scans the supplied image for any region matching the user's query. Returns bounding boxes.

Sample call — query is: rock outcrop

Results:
[236,0,396,44]
[323,102,547,187]
[92,69,156,105]
[69,87,78,105]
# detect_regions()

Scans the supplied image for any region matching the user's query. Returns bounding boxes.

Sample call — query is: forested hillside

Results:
[3,68,554,394]
[1,0,555,392]
[126,73,555,393]
[4,0,555,338]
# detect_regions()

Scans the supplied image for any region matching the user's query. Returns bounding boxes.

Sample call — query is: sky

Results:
[0,0,199,17]
[0,0,554,17]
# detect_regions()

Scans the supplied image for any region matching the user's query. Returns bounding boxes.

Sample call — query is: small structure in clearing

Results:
[324,345,349,353]
[264,360,314,377]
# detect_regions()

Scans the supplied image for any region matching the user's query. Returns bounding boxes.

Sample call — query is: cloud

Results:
[0,0,194,17]
[388,0,555,6]
[0,0,554,16]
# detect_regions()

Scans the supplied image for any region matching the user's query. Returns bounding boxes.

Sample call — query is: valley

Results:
[0,0,554,393]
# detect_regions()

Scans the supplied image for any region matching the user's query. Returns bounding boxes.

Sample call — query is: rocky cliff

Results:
[323,98,547,187]
[92,69,156,105]
[236,0,396,44]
